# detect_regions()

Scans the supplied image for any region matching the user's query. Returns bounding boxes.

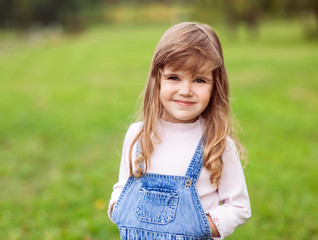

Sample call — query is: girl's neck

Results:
[158,117,203,132]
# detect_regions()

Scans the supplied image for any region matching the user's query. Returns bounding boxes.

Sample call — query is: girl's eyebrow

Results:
[196,75,213,82]
[162,72,178,77]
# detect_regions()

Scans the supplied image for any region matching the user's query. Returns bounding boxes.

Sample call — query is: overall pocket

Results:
[136,187,179,225]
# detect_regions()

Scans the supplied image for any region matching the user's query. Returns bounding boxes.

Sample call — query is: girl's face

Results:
[159,66,213,123]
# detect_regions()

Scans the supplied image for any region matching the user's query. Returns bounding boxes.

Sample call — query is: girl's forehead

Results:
[163,65,211,77]
[163,52,217,74]
[164,58,214,77]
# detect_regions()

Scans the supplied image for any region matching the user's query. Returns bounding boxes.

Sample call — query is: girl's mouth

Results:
[174,100,195,106]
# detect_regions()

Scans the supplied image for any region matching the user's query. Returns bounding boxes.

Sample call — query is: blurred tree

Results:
[264,0,318,38]
[191,0,318,39]
[223,0,263,34]
[0,0,16,27]
[192,0,263,39]
[301,0,318,38]
[0,0,316,37]
[0,0,105,30]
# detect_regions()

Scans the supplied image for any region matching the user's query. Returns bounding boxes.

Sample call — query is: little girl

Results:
[108,22,251,239]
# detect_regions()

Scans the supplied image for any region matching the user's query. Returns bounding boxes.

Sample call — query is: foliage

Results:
[1,0,318,38]
[0,20,317,239]
[192,0,318,38]
[0,0,105,30]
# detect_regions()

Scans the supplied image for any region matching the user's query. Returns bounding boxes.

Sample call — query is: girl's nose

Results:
[178,81,193,96]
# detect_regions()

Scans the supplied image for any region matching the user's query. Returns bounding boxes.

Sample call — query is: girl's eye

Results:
[194,78,206,83]
[168,76,179,81]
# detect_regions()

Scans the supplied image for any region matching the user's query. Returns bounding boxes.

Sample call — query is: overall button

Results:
[185,179,192,187]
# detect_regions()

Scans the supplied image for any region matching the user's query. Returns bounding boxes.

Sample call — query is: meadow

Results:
[0,20,317,239]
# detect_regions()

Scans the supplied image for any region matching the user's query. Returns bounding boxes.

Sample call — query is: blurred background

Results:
[0,0,317,239]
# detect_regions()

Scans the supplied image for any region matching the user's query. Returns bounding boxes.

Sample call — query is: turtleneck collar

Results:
[157,117,204,133]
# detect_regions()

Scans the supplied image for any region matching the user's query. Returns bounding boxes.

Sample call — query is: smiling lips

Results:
[174,100,196,106]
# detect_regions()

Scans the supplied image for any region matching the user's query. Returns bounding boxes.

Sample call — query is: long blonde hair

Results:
[128,22,244,187]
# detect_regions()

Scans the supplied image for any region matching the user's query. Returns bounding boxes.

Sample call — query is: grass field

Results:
[0,20,317,240]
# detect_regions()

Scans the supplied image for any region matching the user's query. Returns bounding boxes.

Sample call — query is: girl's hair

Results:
[128,22,245,187]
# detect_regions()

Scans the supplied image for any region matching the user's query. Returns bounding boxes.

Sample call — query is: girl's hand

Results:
[206,214,220,237]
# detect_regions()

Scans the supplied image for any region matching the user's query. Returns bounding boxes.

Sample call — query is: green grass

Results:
[0,20,317,239]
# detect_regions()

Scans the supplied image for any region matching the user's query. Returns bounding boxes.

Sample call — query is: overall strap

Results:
[135,140,140,158]
[135,122,143,158]
[134,122,144,175]
[185,139,204,184]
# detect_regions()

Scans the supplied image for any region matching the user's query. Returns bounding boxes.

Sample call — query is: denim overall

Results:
[112,140,212,240]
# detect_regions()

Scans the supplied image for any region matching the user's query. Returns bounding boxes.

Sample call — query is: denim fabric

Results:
[112,140,212,240]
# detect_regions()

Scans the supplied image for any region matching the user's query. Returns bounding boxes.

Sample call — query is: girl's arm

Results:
[107,123,140,221]
[206,213,221,237]
[207,137,251,239]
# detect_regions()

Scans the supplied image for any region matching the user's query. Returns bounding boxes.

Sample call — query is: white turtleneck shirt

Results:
[108,118,251,239]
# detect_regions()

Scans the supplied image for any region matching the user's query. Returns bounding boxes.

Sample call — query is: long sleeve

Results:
[107,123,140,221]
[107,120,251,238]
[207,137,251,239]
